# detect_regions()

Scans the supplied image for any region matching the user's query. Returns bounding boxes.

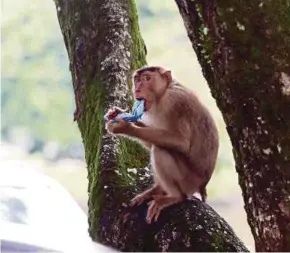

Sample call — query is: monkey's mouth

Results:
[136,97,148,111]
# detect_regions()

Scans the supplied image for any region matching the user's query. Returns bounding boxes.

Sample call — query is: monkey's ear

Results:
[163,70,172,84]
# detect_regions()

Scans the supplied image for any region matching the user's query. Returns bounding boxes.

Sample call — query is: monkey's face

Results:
[133,70,170,111]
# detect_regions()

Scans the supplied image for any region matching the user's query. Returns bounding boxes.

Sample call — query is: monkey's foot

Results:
[146,196,182,224]
[130,185,164,206]
[130,192,149,206]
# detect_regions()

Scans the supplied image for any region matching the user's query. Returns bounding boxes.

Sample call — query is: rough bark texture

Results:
[54,0,248,251]
[107,197,248,252]
[54,0,148,239]
[175,0,290,251]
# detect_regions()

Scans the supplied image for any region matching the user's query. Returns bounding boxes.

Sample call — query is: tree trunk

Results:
[175,0,290,251]
[53,0,248,251]
[54,0,148,239]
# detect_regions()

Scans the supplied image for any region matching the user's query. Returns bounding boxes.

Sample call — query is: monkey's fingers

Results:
[154,209,161,222]
[105,121,114,133]
[107,113,118,120]
[146,201,154,224]
[146,200,160,224]
[113,106,129,113]
[130,195,144,206]
[105,107,128,121]
[130,192,149,206]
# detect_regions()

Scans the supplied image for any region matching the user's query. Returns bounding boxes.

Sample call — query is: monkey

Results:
[105,66,219,224]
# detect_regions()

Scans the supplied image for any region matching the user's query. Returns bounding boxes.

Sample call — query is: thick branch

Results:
[175,0,290,251]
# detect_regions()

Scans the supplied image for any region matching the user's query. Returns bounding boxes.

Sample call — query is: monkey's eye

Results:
[142,75,151,82]
[134,77,141,83]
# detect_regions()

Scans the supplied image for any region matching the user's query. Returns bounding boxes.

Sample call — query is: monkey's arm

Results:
[132,121,152,149]
[127,125,190,155]
[133,121,147,128]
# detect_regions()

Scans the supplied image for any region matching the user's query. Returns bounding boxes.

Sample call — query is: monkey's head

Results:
[132,66,172,111]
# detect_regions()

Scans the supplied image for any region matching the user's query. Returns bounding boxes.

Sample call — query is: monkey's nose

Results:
[134,81,143,90]
[134,87,142,96]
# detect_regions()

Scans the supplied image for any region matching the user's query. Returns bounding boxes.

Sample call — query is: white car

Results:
[0,166,114,253]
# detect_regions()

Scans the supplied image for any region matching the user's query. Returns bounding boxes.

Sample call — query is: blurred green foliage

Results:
[1,0,234,171]
[2,0,79,146]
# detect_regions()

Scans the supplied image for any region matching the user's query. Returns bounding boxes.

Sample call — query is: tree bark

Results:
[175,0,290,251]
[54,0,149,239]
[54,0,248,251]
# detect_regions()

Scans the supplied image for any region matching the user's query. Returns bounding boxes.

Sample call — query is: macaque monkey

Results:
[105,66,219,224]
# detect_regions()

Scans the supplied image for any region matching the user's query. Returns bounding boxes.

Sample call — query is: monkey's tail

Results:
[199,184,207,202]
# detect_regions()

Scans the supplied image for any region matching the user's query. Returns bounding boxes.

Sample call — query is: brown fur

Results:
[105,66,219,222]
[140,82,219,201]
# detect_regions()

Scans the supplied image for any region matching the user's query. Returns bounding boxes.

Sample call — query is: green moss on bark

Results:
[81,79,106,164]
[54,0,150,245]
[128,0,147,71]
[81,78,106,233]
[116,0,149,186]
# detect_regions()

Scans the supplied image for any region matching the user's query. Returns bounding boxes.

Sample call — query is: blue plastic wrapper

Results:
[113,99,145,124]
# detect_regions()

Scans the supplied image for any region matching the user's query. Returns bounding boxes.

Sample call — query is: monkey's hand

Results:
[104,106,129,121]
[105,118,132,134]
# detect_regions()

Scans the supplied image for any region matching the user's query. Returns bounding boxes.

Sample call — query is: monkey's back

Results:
[166,85,219,180]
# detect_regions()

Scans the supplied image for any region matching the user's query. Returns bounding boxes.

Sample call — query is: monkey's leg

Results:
[130,184,164,206]
[146,146,186,223]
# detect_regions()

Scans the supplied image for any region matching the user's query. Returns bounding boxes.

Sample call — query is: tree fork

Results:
[54,0,249,251]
